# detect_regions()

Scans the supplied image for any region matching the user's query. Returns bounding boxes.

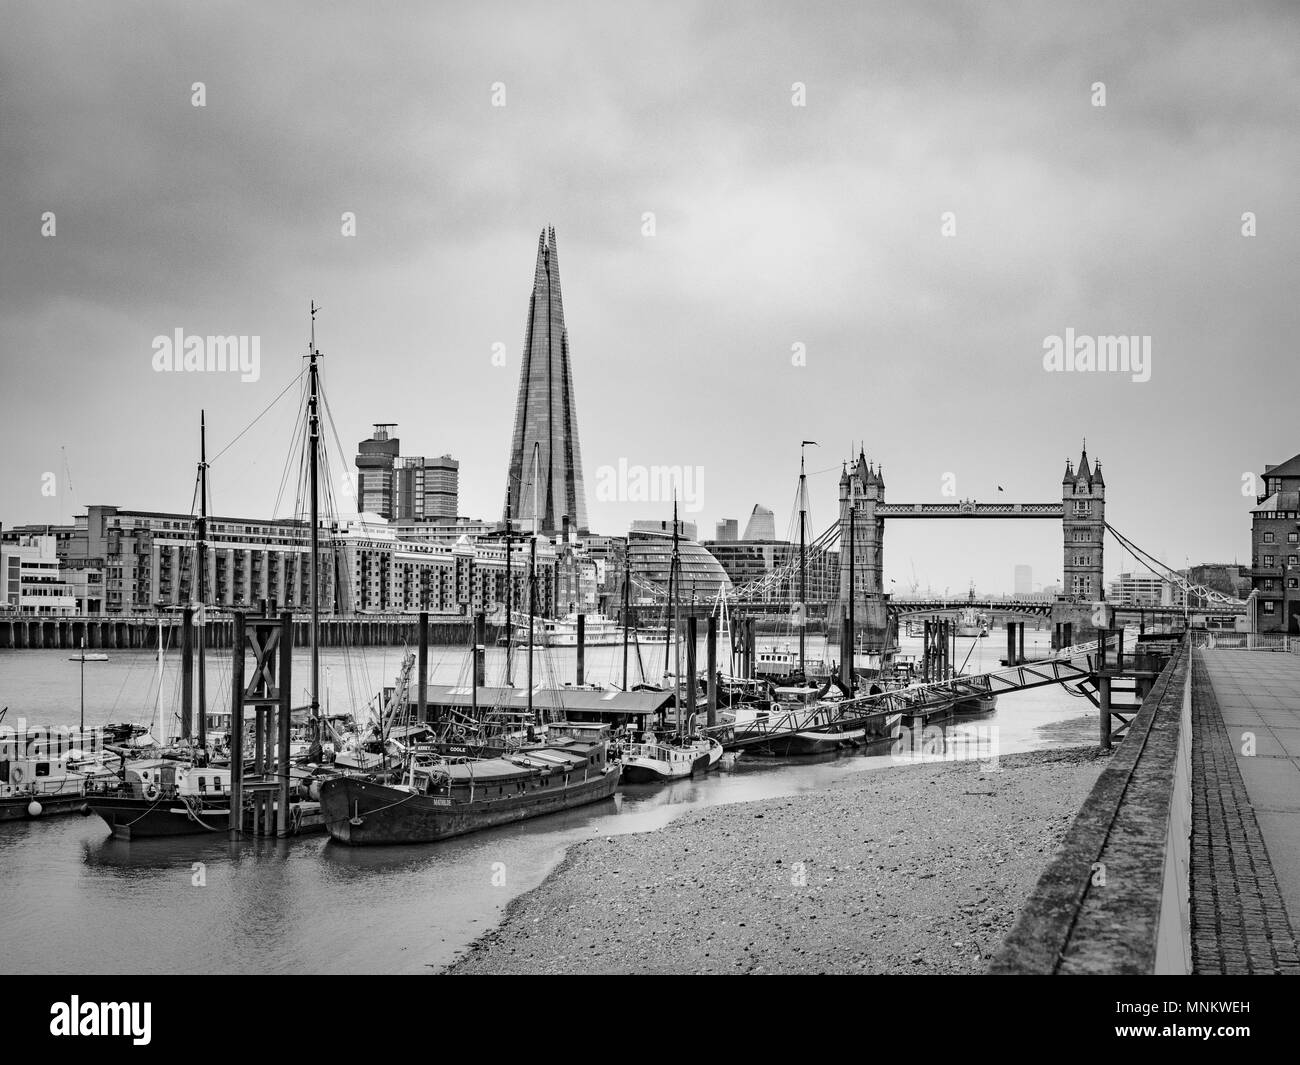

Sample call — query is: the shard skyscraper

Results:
[503,226,589,538]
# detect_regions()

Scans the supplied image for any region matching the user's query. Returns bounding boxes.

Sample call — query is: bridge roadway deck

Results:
[1192,649,1300,973]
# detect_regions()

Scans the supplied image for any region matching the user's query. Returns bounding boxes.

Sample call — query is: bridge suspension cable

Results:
[1104,523,1245,607]
[721,519,841,605]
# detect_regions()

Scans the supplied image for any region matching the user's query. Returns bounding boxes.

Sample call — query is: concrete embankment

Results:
[445,745,1109,975]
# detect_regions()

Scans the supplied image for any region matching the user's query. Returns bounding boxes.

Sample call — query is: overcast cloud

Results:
[2,0,1296,591]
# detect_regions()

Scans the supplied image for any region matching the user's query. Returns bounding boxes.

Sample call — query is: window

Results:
[1264,532,1276,543]
[1265,556,1275,567]
[1290,532,1299,543]
[1291,556,1299,566]
[1264,602,1276,613]
[1289,579,1298,589]
[35,762,50,777]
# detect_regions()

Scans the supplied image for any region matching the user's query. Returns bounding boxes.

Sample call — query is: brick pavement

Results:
[1191,650,1300,974]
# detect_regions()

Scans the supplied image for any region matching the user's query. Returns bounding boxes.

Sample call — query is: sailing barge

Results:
[318,723,620,846]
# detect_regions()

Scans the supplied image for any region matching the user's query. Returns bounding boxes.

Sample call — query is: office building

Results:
[742,504,776,542]
[357,427,460,521]
[356,424,400,518]
[1014,564,1033,596]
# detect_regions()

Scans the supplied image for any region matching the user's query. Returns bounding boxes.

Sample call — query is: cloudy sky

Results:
[2,0,1296,593]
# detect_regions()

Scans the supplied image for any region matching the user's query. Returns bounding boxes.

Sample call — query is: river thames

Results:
[0,628,1096,973]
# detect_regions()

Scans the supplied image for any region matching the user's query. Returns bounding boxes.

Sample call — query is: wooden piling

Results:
[706,614,717,728]
[276,611,293,838]
[1098,673,1113,751]
[229,611,245,841]
[686,615,698,726]
[577,613,586,686]
[474,612,486,688]
[181,606,194,741]
[417,611,428,723]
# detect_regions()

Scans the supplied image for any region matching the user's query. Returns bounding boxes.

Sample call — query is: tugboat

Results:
[318,721,620,845]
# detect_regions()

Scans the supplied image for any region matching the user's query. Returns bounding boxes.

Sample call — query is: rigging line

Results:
[209,367,308,465]
[272,374,310,519]
[320,386,361,514]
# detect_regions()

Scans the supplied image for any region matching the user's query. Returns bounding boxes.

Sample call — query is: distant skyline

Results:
[2,1,1296,592]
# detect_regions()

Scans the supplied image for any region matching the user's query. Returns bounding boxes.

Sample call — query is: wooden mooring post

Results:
[228,608,294,839]
[1094,626,1151,752]
[706,614,718,728]
[576,613,586,686]
[686,616,698,727]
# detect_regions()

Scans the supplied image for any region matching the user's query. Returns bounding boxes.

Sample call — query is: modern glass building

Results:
[627,527,732,604]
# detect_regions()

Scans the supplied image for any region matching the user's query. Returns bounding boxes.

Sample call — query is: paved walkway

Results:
[1193,650,1300,973]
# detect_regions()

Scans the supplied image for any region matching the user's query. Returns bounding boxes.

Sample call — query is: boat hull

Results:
[86,795,233,839]
[953,693,998,716]
[319,766,621,846]
[620,750,710,784]
[746,726,867,756]
[0,794,92,821]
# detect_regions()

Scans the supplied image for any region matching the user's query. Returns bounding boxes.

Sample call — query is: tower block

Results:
[1061,448,1106,603]
[503,226,589,537]
[833,450,891,655]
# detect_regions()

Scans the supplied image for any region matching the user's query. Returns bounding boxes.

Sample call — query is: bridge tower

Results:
[835,449,891,650]
[1062,447,1105,602]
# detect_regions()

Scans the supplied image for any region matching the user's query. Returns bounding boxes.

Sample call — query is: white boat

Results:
[1,735,120,821]
[68,652,108,662]
[500,612,627,647]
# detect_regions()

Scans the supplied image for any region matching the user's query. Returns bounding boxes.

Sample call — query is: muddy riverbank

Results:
[446,745,1109,974]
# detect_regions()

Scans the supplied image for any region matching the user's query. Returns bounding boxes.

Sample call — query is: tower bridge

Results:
[832,445,1108,647]
[719,444,1244,643]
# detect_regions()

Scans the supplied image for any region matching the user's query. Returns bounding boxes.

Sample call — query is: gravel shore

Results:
[445,745,1110,974]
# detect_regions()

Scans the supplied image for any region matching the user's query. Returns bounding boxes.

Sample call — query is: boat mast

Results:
[197,410,208,751]
[156,618,165,742]
[526,442,539,725]
[672,498,681,735]
[308,303,321,734]
[505,497,513,686]
[848,497,856,686]
[795,442,806,676]
[622,548,630,691]
[527,535,537,725]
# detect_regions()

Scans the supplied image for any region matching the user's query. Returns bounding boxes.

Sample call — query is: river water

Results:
[0,628,1095,974]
